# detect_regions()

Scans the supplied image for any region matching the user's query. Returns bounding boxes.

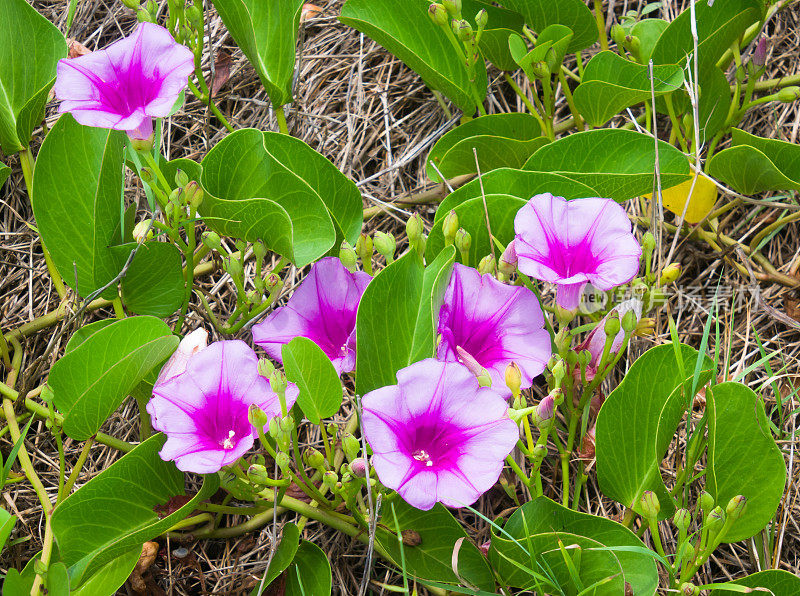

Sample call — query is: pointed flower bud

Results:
[455,346,492,387]
[248,404,270,428]
[322,470,339,491]
[350,457,368,478]
[428,3,449,26]
[725,495,747,521]
[753,36,767,68]
[443,210,459,247]
[498,241,517,277]
[610,23,626,47]
[174,169,189,188]
[777,86,800,102]
[639,490,660,519]
[477,254,496,275]
[276,451,291,474]
[132,219,154,242]
[699,491,715,516]
[269,369,288,398]
[339,240,358,272]
[373,231,396,262]
[705,506,725,539]
[454,228,471,262]
[603,311,621,337]
[680,582,700,596]
[303,447,326,470]
[342,433,360,462]
[247,464,274,486]
[531,61,550,79]
[406,213,424,248]
[673,508,691,533]
[223,256,242,279]
[355,233,373,261]
[532,393,555,429]
[453,19,473,42]
[505,362,522,397]
[659,263,681,285]
[475,9,488,30]
[201,231,222,251]
[641,231,656,255]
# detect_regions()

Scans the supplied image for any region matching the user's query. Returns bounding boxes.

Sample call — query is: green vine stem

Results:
[275,105,290,135]
[593,0,609,51]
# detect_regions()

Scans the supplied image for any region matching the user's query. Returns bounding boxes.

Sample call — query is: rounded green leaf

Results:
[464,0,526,72]
[285,541,332,596]
[715,570,800,596]
[489,497,657,595]
[51,434,219,586]
[49,316,179,440]
[340,0,488,114]
[111,241,185,318]
[573,51,684,127]
[0,509,16,552]
[596,344,714,520]
[281,337,343,424]
[211,0,304,106]
[427,113,544,181]
[707,128,800,195]
[0,0,67,153]
[0,163,10,189]
[630,18,669,63]
[200,128,337,267]
[523,129,691,201]
[501,0,597,51]
[252,523,300,594]
[69,548,140,596]
[706,382,786,542]
[31,114,126,297]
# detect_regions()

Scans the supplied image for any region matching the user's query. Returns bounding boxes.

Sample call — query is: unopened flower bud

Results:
[355,233,373,263]
[247,464,272,486]
[752,36,767,69]
[641,231,656,254]
[531,61,550,79]
[477,254,496,275]
[234,239,247,254]
[137,8,154,23]
[406,213,424,248]
[122,0,140,8]
[776,86,800,102]
[168,187,182,207]
[532,444,547,460]
[498,241,517,277]
[442,0,461,17]
[505,362,522,397]
[276,451,291,474]
[639,490,660,519]
[304,447,326,470]
[623,35,641,56]
[246,289,260,304]
[223,256,243,279]
[550,358,566,385]
[620,309,637,334]
[248,403,270,428]
[322,470,338,491]
[453,19,473,42]
[533,394,555,429]
[610,23,626,47]
[265,273,281,291]
[270,369,288,396]
[635,317,655,336]
[339,240,358,272]
[278,414,294,433]
[454,228,471,261]
[677,539,695,567]
[185,181,203,208]
[201,231,222,251]
[455,346,491,387]
[725,495,747,521]
[659,263,681,285]
[699,491,715,517]
[673,508,691,533]
[680,582,699,596]
[132,219,153,242]
[603,312,620,337]
[256,358,274,379]
[185,5,203,30]
[442,210,459,247]
[342,433,360,462]
[373,231,396,262]
[350,457,368,478]
[475,8,488,30]
[428,3,449,27]
[174,169,189,188]
[268,417,279,438]
[705,506,725,538]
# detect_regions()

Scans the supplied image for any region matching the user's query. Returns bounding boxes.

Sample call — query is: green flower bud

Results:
[247,464,272,486]
[725,495,747,521]
[270,369,289,397]
[442,0,461,17]
[246,289,260,304]
[475,8,488,30]
[257,358,275,378]
[673,508,691,533]
[639,490,660,519]
[268,417,280,439]
[453,19,473,42]
[776,86,800,102]
[659,262,681,285]
[234,239,248,254]
[184,181,203,209]
[185,5,203,30]
[136,8,154,23]
[406,213,424,248]
[532,444,547,461]
[223,256,243,279]
[139,167,155,187]
[550,358,566,385]
[624,35,641,56]
[122,0,140,8]
[174,169,189,188]
[168,187,183,207]
[705,506,725,539]
[531,60,550,79]
[442,210,459,247]
[303,447,326,470]
[680,582,700,596]
[454,228,471,262]
[641,231,656,254]
[278,414,294,433]
[248,403,270,428]
[355,233,373,265]
[699,491,715,517]
[621,309,637,334]
[428,3,449,27]
[415,233,427,260]
[132,219,154,243]
[610,23,626,47]
[201,231,222,251]
[477,254,496,275]
[342,433,361,462]
[322,470,339,491]
[373,231,396,261]
[677,539,695,567]
[276,451,291,474]
[339,240,358,272]
[603,311,621,337]
[253,240,268,261]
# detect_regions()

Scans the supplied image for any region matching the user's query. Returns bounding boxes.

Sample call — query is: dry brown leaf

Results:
[67,38,92,58]
[211,51,232,98]
[129,541,159,593]
[300,3,323,23]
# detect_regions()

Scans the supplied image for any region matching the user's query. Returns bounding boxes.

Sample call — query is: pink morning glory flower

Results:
[252,257,371,375]
[147,339,298,474]
[514,193,642,311]
[361,359,519,511]
[54,22,194,140]
[437,263,551,396]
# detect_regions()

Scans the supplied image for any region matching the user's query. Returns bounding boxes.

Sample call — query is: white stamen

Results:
[413,449,433,467]
[221,429,236,450]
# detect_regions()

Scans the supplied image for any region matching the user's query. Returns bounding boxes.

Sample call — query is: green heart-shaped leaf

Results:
[715,570,800,595]
[284,541,333,595]
[110,241,185,318]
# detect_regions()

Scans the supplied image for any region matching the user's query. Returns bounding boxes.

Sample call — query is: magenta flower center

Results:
[403,422,464,471]
[192,391,252,452]
[547,238,599,278]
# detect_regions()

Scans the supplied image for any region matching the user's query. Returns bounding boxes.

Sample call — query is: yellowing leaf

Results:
[645,175,717,224]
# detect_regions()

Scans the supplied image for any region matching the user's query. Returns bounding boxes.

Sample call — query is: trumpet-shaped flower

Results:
[361,359,518,511]
[437,263,550,396]
[252,257,371,375]
[54,22,194,140]
[514,193,641,310]
[148,339,297,474]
